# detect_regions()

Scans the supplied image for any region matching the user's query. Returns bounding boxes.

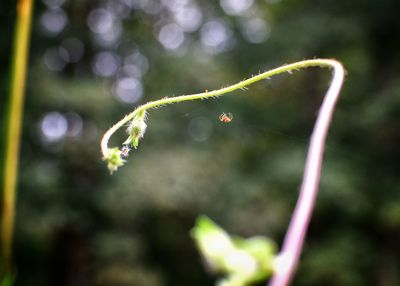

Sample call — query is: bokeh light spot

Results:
[105,0,133,18]
[93,51,120,77]
[40,8,68,35]
[200,20,233,53]
[87,8,114,34]
[220,0,254,16]
[240,18,271,43]
[115,77,143,104]
[158,23,185,51]
[173,4,203,32]
[40,112,68,142]
[123,51,149,78]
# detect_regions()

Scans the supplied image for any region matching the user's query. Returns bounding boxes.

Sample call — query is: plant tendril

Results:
[100,58,345,286]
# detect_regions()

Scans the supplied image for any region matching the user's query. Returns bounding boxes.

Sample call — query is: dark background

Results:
[1,0,400,285]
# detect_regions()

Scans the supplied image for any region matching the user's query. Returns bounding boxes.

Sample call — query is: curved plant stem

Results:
[100,59,345,286]
[268,60,344,286]
[101,59,343,159]
[1,0,34,280]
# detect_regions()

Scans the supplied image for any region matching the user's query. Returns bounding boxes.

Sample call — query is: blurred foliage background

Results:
[1,0,400,285]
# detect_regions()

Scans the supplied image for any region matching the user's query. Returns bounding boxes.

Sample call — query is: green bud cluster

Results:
[104,147,125,174]
[123,110,147,149]
[103,110,148,174]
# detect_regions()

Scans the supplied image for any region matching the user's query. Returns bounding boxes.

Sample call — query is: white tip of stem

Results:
[273,252,293,276]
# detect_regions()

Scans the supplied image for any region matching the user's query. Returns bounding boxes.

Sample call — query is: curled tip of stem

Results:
[103,110,148,173]
[101,59,344,177]
[103,147,126,174]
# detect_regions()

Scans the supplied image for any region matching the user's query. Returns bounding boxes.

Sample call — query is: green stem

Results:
[1,0,34,280]
[101,59,342,160]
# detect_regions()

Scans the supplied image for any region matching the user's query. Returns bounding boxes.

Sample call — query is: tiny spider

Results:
[219,112,233,123]
[121,145,131,158]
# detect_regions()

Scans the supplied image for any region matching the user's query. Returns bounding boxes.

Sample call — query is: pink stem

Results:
[268,61,345,286]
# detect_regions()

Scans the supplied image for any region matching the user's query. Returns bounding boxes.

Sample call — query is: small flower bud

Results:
[104,147,125,174]
[124,110,147,149]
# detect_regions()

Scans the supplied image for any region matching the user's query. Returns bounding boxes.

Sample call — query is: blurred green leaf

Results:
[191,216,276,286]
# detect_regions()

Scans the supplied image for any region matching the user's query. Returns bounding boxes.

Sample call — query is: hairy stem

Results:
[100,59,345,286]
[1,0,34,279]
[101,59,343,158]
